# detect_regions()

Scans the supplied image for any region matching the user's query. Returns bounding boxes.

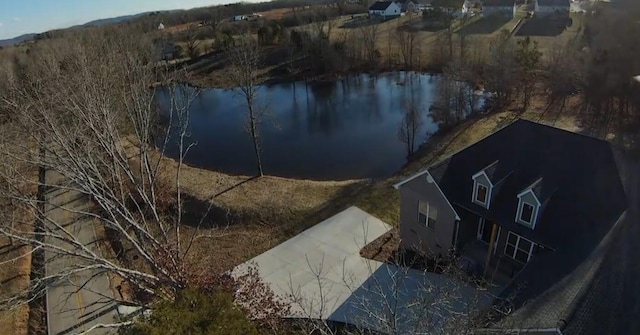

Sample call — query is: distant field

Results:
[513,13,584,56]
[256,7,294,20]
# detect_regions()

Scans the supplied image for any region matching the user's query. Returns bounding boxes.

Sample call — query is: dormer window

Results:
[519,202,534,224]
[516,187,542,229]
[472,167,494,208]
[475,184,488,205]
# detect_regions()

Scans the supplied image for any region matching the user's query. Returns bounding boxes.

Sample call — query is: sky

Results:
[0,0,250,39]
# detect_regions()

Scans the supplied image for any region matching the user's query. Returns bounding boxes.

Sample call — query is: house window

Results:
[475,184,488,205]
[418,201,437,229]
[520,203,534,224]
[504,232,535,264]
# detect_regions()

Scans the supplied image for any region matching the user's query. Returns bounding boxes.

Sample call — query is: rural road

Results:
[44,170,118,335]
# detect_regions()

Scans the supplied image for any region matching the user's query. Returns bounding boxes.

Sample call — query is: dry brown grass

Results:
[121,139,363,273]
[166,157,364,273]
[0,207,33,335]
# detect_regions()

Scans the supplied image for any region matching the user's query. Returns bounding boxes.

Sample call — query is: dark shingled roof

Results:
[429,119,626,250]
[536,0,570,7]
[483,0,516,7]
[369,1,394,10]
[428,119,629,332]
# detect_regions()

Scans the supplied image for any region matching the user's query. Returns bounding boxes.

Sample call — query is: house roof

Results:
[483,152,638,334]
[369,1,394,10]
[483,0,516,7]
[536,0,570,7]
[428,119,626,249]
[424,119,630,332]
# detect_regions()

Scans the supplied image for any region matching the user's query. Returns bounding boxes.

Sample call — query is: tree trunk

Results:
[248,106,264,177]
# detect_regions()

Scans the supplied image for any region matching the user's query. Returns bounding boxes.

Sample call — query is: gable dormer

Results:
[471,161,498,209]
[516,178,543,229]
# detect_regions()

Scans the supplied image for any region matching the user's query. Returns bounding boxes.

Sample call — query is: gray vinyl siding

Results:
[474,173,492,188]
[519,191,539,207]
[399,175,457,256]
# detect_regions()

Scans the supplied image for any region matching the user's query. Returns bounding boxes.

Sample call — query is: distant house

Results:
[395,0,418,12]
[482,0,517,19]
[368,1,402,19]
[233,15,246,21]
[535,0,571,15]
[462,0,481,13]
[157,23,165,30]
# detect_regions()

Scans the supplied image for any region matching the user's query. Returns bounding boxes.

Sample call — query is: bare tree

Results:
[483,30,517,109]
[397,28,419,69]
[185,24,201,59]
[514,37,542,111]
[0,27,208,316]
[227,34,266,177]
[358,22,380,66]
[398,101,424,157]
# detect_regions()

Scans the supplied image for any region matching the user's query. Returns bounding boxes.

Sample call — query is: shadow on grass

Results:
[457,16,510,35]
[515,16,570,37]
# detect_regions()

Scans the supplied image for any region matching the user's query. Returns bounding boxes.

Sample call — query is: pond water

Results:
[158,72,446,180]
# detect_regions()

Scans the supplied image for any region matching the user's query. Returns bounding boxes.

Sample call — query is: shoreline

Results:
[184,59,444,90]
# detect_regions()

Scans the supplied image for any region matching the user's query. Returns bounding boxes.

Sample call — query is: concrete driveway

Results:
[235,206,495,333]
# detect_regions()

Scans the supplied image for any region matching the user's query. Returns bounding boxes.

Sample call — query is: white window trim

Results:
[494,226,501,255]
[473,182,491,207]
[515,189,541,229]
[477,217,486,242]
[418,201,436,229]
[504,232,535,264]
[472,171,493,209]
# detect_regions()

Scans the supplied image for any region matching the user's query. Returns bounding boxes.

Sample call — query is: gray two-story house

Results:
[394,119,627,285]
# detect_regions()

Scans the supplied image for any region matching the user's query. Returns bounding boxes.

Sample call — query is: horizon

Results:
[0,0,262,40]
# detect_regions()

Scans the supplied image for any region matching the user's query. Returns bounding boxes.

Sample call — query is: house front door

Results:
[477,217,491,244]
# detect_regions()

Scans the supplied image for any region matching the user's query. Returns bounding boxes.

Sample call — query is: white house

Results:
[157,23,165,30]
[368,1,402,19]
[482,0,517,19]
[535,0,571,15]
[233,15,247,21]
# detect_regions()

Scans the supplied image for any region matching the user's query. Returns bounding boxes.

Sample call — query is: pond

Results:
[158,72,449,180]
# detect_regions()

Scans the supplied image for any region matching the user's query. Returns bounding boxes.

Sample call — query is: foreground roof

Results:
[425,119,629,332]
[429,119,626,251]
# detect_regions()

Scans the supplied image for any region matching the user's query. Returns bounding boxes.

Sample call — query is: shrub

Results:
[120,288,258,335]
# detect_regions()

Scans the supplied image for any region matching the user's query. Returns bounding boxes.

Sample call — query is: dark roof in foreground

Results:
[483,0,516,7]
[428,119,629,333]
[430,119,626,251]
[479,149,639,334]
[536,0,570,7]
[369,1,394,10]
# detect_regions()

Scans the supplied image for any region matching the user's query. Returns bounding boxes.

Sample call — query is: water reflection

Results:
[159,72,442,180]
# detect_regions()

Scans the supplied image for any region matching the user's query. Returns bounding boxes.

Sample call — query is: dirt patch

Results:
[360,228,400,263]
[0,207,34,335]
